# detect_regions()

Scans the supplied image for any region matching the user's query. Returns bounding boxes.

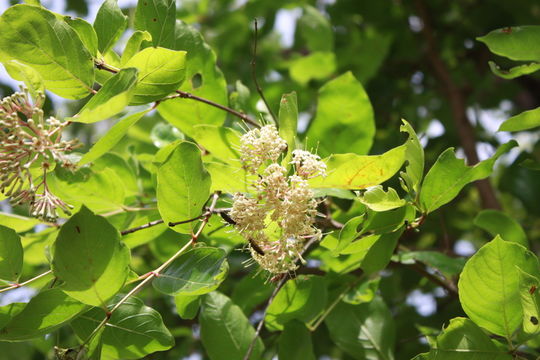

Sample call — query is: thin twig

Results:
[120,219,165,236]
[243,276,287,360]
[80,192,221,349]
[0,269,53,294]
[251,18,277,125]
[95,60,260,128]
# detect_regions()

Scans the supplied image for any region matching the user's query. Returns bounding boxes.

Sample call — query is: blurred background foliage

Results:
[1,0,540,359]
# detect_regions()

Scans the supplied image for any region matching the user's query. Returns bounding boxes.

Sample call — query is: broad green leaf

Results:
[297,5,334,52]
[231,273,274,315]
[21,228,57,266]
[124,47,186,105]
[309,144,407,189]
[79,108,150,165]
[200,292,264,360]
[229,80,251,112]
[488,61,540,79]
[344,277,381,305]
[3,60,44,97]
[278,321,316,360]
[65,17,98,57]
[331,215,363,255]
[158,21,228,137]
[93,0,127,54]
[278,92,298,162]
[190,125,241,163]
[0,303,25,330]
[174,295,200,320]
[0,225,23,282]
[93,153,138,196]
[427,317,512,360]
[360,228,404,274]
[359,186,406,212]
[0,5,94,99]
[478,26,540,61]
[156,141,211,234]
[325,296,395,360]
[0,288,86,341]
[420,141,517,213]
[394,251,466,278]
[135,0,176,48]
[517,268,540,336]
[266,276,327,331]
[153,247,228,296]
[400,119,424,194]
[120,30,152,65]
[289,52,336,85]
[499,106,540,132]
[307,71,375,157]
[360,205,415,235]
[458,236,540,338]
[72,296,174,359]
[48,166,126,213]
[205,161,250,193]
[52,206,130,306]
[0,212,39,233]
[151,122,185,148]
[70,68,138,124]
[474,209,528,247]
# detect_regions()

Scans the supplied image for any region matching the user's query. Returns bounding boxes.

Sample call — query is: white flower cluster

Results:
[230,125,326,274]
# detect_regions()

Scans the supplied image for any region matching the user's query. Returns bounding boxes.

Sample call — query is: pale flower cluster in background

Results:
[230,124,326,274]
[0,88,77,221]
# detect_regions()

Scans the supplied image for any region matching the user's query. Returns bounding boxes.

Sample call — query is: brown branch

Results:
[251,18,278,125]
[414,0,501,210]
[95,60,260,128]
[120,219,164,235]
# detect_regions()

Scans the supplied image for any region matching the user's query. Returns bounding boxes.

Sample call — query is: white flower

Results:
[240,125,287,173]
[291,149,327,179]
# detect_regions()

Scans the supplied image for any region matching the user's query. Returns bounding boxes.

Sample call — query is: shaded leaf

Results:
[474,209,528,248]
[517,268,540,336]
[135,0,176,48]
[278,321,316,360]
[93,0,127,54]
[0,225,23,282]
[488,60,540,79]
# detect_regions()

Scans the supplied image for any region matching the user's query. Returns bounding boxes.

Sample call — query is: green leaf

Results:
[231,273,274,315]
[153,247,228,296]
[266,275,327,331]
[79,108,151,165]
[0,288,86,341]
[278,92,298,162]
[394,251,466,278]
[124,46,186,105]
[3,60,44,97]
[289,52,336,85]
[52,206,130,306]
[498,106,540,132]
[65,17,98,57]
[120,30,152,65]
[205,160,251,193]
[48,166,126,213]
[478,26,540,61]
[307,71,375,157]
[0,212,40,233]
[151,122,185,148]
[400,119,424,194]
[278,321,316,360]
[297,5,334,52]
[0,5,94,99]
[331,215,363,255]
[70,68,139,124]
[72,296,174,359]
[135,0,176,48]
[488,60,540,79]
[0,225,23,282]
[420,141,517,213]
[157,141,211,233]
[344,277,381,305]
[427,317,512,360]
[360,228,404,274]
[190,125,241,163]
[200,292,264,360]
[158,21,228,137]
[458,236,540,338]
[0,303,25,331]
[474,209,528,247]
[325,296,395,360]
[517,268,540,336]
[174,295,200,320]
[309,144,407,189]
[359,186,406,212]
[93,0,127,54]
